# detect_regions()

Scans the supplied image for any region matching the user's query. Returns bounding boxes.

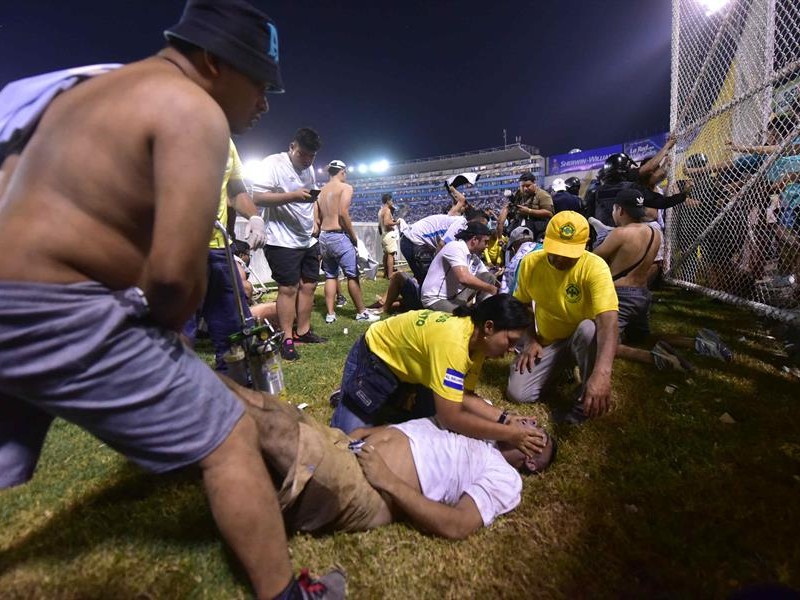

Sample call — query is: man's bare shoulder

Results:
[79,58,230,140]
[133,60,229,133]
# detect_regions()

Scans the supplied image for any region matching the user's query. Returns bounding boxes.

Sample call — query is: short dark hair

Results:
[232,240,251,256]
[381,193,393,204]
[292,127,321,152]
[453,294,531,331]
[465,207,487,222]
[328,166,343,177]
[519,172,536,183]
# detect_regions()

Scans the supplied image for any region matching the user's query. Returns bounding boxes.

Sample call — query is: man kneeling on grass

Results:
[227,379,556,540]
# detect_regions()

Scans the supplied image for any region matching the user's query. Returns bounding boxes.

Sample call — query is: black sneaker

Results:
[328,389,342,408]
[296,568,346,599]
[281,338,300,361]
[294,329,328,344]
[335,294,347,308]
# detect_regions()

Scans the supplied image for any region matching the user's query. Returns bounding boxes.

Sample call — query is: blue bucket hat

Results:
[165,0,285,93]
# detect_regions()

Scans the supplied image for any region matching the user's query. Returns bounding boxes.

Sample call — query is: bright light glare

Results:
[370,159,390,173]
[243,159,265,182]
[357,163,368,174]
[697,0,729,16]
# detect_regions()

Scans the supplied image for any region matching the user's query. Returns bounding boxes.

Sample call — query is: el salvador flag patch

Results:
[443,368,465,391]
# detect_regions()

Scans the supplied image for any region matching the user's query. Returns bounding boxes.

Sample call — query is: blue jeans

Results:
[400,235,434,284]
[319,231,358,278]
[183,249,252,372]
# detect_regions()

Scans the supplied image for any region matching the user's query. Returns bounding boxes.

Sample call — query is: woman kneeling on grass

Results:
[330,293,545,457]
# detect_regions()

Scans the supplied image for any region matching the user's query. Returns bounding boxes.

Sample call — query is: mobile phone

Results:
[308,189,321,200]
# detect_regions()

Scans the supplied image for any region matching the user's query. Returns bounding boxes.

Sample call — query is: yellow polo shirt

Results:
[365,310,485,402]
[209,139,244,249]
[513,249,618,346]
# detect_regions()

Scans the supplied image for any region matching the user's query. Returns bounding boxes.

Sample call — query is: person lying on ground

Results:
[226,377,556,540]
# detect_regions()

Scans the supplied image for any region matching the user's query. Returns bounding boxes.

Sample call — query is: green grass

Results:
[1,281,799,598]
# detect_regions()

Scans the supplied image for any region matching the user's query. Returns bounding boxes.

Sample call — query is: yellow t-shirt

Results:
[513,250,618,346]
[209,139,244,249]
[483,236,506,267]
[365,310,485,402]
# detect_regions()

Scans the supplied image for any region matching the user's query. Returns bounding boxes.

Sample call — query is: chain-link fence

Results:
[667,0,800,322]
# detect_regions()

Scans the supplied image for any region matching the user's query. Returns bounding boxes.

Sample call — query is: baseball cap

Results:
[543,211,590,258]
[614,187,647,220]
[455,221,492,240]
[164,0,285,93]
[328,159,347,171]
[508,226,534,247]
[551,178,567,192]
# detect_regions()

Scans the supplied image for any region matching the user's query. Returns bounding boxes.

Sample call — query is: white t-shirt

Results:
[390,418,521,527]
[421,239,488,307]
[403,215,466,249]
[252,152,317,249]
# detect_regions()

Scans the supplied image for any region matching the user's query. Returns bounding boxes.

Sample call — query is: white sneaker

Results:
[355,311,380,322]
[325,313,337,324]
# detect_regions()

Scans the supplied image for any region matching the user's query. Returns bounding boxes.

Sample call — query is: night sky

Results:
[2,1,672,167]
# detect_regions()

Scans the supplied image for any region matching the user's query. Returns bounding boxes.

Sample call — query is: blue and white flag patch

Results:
[443,368,465,391]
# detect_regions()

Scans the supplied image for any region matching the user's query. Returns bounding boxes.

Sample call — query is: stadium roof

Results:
[350,144,542,178]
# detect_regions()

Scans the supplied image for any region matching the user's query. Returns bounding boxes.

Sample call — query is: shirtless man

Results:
[594,188,732,370]
[378,193,398,279]
[315,160,378,323]
[228,379,556,540]
[0,2,343,598]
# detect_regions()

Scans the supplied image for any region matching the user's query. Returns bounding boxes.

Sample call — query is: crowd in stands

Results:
[347,158,544,222]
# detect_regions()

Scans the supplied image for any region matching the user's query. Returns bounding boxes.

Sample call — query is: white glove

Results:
[245,215,267,250]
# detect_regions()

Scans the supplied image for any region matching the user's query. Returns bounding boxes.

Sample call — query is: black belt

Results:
[321,229,345,234]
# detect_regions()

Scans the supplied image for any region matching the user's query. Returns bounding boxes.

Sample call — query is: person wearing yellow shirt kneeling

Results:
[507,211,619,424]
[329,294,545,457]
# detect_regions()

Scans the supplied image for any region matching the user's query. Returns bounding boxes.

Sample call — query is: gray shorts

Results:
[0,281,244,488]
[616,286,651,343]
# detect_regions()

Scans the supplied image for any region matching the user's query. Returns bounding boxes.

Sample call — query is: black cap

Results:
[165,0,285,93]
[455,221,492,240]
[614,188,647,220]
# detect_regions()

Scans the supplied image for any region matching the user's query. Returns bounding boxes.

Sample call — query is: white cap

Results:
[328,159,347,171]
[551,178,567,192]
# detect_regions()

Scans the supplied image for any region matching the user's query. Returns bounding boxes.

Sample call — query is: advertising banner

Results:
[548,144,622,176]
[624,133,669,162]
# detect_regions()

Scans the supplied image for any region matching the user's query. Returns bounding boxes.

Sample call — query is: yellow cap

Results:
[542,211,590,258]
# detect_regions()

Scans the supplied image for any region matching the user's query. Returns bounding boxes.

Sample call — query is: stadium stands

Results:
[346,144,546,222]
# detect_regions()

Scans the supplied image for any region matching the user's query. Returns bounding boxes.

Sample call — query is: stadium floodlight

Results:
[370,159,390,174]
[243,158,265,182]
[357,163,368,174]
[697,0,729,16]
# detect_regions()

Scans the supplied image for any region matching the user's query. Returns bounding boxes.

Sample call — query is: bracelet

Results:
[498,410,510,424]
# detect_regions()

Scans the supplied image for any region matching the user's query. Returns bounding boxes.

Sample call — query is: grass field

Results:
[1,280,798,598]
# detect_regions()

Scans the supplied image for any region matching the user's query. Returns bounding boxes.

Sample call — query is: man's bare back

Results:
[0,54,231,329]
[317,178,353,233]
[599,223,661,288]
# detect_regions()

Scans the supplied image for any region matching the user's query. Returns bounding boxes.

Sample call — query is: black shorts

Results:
[264,244,321,286]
